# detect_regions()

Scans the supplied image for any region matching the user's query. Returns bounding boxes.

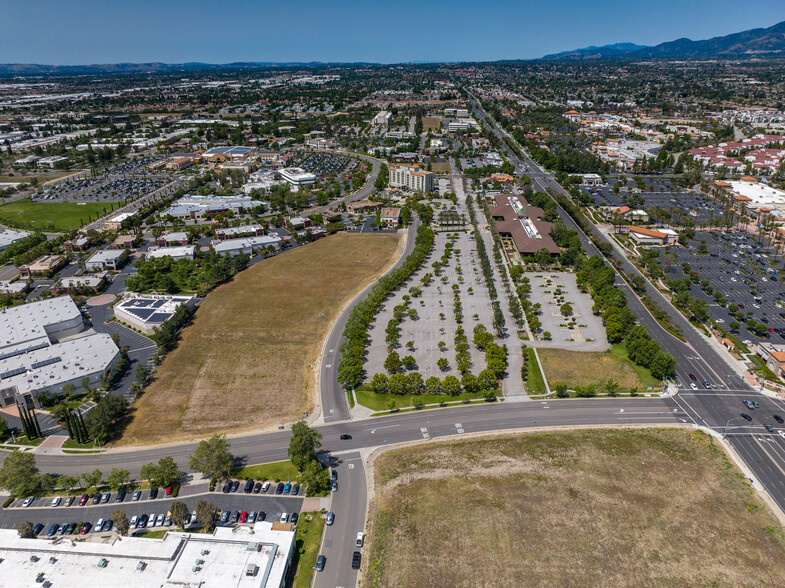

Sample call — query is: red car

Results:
[79,522,92,534]
[78,493,89,506]
[239,511,248,523]
[165,486,174,497]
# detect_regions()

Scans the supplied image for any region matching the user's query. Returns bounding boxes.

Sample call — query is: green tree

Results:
[555,384,569,398]
[442,375,461,396]
[169,501,189,529]
[135,364,152,387]
[301,459,330,496]
[370,373,389,393]
[188,435,233,481]
[60,475,78,491]
[140,456,182,488]
[384,352,402,374]
[287,421,322,471]
[650,352,676,379]
[81,469,103,491]
[0,416,9,442]
[425,376,442,394]
[0,451,40,496]
[111,510,129,536]
[18,521,36,538]
[437,357,449,371]
[195,499,216,532]
[106,468,130,490]
[62,383,75,397]
[542,331,552,340]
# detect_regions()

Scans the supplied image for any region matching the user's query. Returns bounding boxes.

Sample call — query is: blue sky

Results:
[3,0,785,64]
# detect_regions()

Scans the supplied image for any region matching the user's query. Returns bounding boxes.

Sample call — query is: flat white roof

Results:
[0,296,81,355]
[145,245,196,260]
[211,235,281,254]
[107,212,134,223]
[0,227,31,249]
[0,523,293,588]
[87,249,126,264]
[216,225,263,236]
[729,180,785,206]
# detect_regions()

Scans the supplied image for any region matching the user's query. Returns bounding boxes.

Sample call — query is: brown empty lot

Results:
[119,233,401,445]
[422,116,442,132]
[367,428,785,587]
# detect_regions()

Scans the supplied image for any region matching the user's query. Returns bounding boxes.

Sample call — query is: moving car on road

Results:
[352,551,362,569]
[340,434,352,440]
[326,512,335,526]
[315,555,326,572]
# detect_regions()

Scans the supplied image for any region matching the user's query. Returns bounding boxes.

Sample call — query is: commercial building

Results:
[166,157,194,171]
[380,207,402,227]
[37,155,69,168]
[279,167,318,186]
[215,225,264,240]
[0,296,120,406]
[202,146,256,162]
[0,228,31,251]
[157,232,189,247]
[104,212,135,230]
[52,274,107,294]
[211,235,282,258]
[64,236,89,252]
[445,108,469,118]
[488,194,560,256]
[114,293,198,334]
[389,164,434,193]
[372,111,393,126]
[448,120,477,132]
[758,343,785,379]
[85,249,128,272]
[19,255,66,278]
[582,173,603,186]
[112,234,138,249]
[628,226,679,246]
[347,200,381,213]
[0,522,295,588]
[163,195,264,220]
[145,245,196,261]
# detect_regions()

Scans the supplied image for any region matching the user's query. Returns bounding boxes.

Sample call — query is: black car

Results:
[115,488,126,502]
[33,523,44,536]
[352,551,362,569]
[244,479,254,493]
[765,424,775,433]
[65,522,77,535]
[315,555,326,572]
[291,484,300,496]
[91,493,101,505]
[230,480,240,493]
[340,434,352,440]
[775,415,784,424]
[230,511,239,523]
[101,519,112,532]
[149,487,158,499]
[253,482,262,494]
[275,482,285,495]
[290,512,299,525]
[258,511,266,521]
[222,480,232,493]
[331,470,338,481]
[741,413,753,422]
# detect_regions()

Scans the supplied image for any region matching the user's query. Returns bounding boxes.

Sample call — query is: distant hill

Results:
[0,61,378,76]
[541,20,785,60]
[541,43,648,60]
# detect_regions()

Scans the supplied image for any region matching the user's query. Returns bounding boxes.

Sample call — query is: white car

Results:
[356,532,365,547]
[261,481,270,492]
[130,515,138,528]
[22,496,34,507]
[95,518,105,531]
[280,513,288,523]
[690,383,698,391]
[188,511,197,526]
[51,496,61,507]
[148,513,156,527]
[156,514,165,527]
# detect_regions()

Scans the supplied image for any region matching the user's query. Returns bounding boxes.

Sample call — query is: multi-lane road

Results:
[467,91,785,514]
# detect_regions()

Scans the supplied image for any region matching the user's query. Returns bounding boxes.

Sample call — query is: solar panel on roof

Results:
[148,312,172,323]
[125,308,156,320]
[31,357,61,369]
[1,367,26,379]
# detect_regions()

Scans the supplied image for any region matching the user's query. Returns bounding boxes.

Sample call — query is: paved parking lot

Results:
[658,231,785,343]
[1,489,304,535]
[291,152,351,176]
[526,272,607,346]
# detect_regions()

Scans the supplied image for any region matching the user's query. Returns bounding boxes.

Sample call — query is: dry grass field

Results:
[422,116,442,132]
[366,428,785,587]
[119,233,401,445]
[538,344,659,391]
[429,161,452,174]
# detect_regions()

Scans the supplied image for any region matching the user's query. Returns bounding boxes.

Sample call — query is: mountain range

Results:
[0,61,375,76]
[541,20,785,60]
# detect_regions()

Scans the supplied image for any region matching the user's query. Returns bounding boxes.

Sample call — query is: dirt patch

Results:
[422,117,442,132]
[429,161,451,174]
[539,345,658,390]
[118,233,401,446]
[366,429,785,587]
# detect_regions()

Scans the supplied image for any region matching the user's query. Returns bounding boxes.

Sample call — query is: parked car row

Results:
[219,479,300,496]
[44,518,113,537]
[27,486,174,509]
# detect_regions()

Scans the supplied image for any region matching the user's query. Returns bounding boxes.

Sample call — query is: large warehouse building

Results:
[0,297,120,408]
[0,522,295,588]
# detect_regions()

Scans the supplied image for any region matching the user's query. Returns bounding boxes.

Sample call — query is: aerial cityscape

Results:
[2,3,785,586]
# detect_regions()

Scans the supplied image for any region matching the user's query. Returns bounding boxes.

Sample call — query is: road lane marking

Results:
[369,425,399,434]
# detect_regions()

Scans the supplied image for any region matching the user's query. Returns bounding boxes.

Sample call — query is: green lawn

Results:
[526,348,547,394]
[5,435,43,447]
[289,512,326,587]
[0,198,111,231]
[609,343,661,388]
[233,460,300,483]
[749,355,784,385]
[135,529,167,539]
[61,437,97,450]
[356,388,484,411]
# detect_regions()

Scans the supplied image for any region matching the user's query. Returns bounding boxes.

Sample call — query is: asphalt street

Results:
[320,216,420,423]
[314,451,367,588]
